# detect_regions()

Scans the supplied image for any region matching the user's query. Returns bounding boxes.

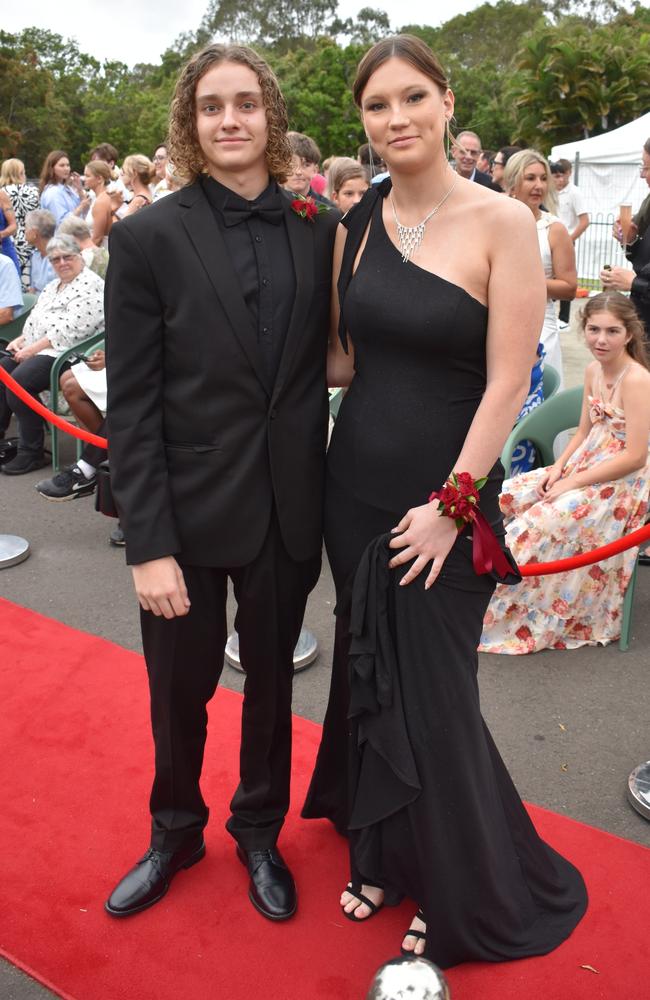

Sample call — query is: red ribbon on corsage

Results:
[429,472,512,578]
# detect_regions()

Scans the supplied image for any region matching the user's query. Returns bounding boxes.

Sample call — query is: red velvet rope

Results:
[1,362,647,576]
[518,523,650,576]
[0,362,108,449]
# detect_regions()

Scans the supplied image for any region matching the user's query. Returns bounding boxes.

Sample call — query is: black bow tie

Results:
[222,192,284,228]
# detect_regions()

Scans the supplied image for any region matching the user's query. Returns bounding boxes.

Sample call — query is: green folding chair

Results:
[542,363,560,401]
[48,330,105,471]
[500,385,583,471]
[500,385,639,651]
[0,292,38,346]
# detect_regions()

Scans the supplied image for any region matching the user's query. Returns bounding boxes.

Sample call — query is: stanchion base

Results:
[627,761,650,821]
[0,534,30,569]
[225,627,319,674]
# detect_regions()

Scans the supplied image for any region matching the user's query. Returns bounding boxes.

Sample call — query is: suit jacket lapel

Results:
[271,197,315,400]
[178,183,271,396]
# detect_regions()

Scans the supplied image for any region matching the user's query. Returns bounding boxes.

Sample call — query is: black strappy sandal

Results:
[400,908,426,955]
[341,882,384,922]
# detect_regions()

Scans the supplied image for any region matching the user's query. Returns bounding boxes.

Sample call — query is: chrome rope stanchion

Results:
[0,534,30,569]
[225,627,319,674]
[366,956,451,1000]
[627,761,650,821]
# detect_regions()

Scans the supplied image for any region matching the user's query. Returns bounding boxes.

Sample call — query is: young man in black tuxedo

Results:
[104,44,339,921]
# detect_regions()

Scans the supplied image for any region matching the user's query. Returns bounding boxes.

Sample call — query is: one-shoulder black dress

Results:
[302,182,587,968]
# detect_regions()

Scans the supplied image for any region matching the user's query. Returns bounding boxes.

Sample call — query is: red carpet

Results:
[1,596,648,1000]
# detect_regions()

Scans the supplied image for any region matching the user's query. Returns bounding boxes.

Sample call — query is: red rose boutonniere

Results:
[291,194,328,222]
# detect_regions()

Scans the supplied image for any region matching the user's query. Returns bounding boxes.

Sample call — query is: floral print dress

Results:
[480,369,649,653]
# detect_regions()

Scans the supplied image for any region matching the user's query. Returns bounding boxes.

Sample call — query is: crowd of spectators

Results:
[0,124,648,574]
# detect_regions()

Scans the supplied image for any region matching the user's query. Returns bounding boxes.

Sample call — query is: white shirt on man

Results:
[557,183,588,233]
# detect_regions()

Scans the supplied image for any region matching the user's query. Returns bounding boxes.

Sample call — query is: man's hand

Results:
[131,556,191,619]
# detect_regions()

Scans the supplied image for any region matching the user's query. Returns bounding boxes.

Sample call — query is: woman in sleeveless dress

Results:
[480,292,650,654]
[503,150,576,387]
[0,158,39,280]
[120,155,155,217]
[302,35,587,967]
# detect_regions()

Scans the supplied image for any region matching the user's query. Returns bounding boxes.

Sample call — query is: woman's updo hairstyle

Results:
[85,160,112,186]
[122,154,157,186]
[353,34,449,108]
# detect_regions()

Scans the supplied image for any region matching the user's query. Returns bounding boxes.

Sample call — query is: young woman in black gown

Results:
[302,35,587,967]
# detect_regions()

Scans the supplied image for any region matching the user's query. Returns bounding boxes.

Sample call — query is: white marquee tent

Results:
[551,112,649,217]
[550,113,649,279]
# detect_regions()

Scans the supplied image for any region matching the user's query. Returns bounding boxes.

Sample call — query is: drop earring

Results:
[445,118,450,161]
[366,136,376,179]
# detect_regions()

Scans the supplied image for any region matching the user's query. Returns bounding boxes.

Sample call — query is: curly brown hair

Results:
[168,43,292,184]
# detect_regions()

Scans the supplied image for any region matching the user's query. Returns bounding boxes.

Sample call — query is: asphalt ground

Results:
[1,315,649,998]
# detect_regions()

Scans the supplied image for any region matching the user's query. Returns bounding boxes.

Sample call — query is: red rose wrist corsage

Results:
[429,472,511,578]
[428,471,487,529]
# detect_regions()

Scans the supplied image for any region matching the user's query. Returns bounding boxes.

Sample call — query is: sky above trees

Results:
[4,0,483,67]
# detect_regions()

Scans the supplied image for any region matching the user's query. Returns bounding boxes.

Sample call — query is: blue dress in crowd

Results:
[0,206,21,277]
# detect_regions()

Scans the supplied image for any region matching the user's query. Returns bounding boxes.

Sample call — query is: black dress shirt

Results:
[200,175,296,385]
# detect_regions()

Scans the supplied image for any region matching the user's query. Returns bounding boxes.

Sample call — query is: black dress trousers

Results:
[141,511,321,853]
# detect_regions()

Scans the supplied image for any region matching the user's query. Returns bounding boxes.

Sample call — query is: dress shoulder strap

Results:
[337,177,391,352]
[608,364,630,399]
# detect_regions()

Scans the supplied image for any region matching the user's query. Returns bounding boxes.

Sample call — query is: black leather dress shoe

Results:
[105,839,205,917]
[236,846,297,921]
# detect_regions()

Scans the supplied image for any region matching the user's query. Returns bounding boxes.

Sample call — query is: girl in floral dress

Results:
[480,292,650,654]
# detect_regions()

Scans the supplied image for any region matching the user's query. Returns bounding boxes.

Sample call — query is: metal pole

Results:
[225,627,319,674]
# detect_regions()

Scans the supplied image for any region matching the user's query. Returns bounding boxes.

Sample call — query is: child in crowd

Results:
[327,157,369,214]
[480,292,650,653]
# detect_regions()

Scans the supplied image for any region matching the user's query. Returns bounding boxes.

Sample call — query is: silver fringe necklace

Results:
[390,177,457,263]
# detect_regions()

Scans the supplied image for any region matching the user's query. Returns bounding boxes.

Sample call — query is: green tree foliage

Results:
[0,0,648,176]
[508,17,650,149]
[270,40,367,156]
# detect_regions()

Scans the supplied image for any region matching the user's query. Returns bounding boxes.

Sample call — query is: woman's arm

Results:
[327,223,356,388]
[91,196,112,246]
[453,204,546,478]
[13,335,52,362]
[0,192,17,239]
[546,222,577,301]
[537,366,594,496]
[390,199,547,587]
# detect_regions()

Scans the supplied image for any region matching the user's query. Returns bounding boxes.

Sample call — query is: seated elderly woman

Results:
[0,234,104,475]
[58,216,109,280]
[24,209,56,293]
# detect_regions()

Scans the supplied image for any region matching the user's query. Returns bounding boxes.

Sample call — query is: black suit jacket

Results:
[105,181,340,567]
[473,169,501,193]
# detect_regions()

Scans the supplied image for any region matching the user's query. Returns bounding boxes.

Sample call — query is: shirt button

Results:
[270,408,277,419]
[262,278,269,287]
[255,235,262,243]
[262,326,269,334]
